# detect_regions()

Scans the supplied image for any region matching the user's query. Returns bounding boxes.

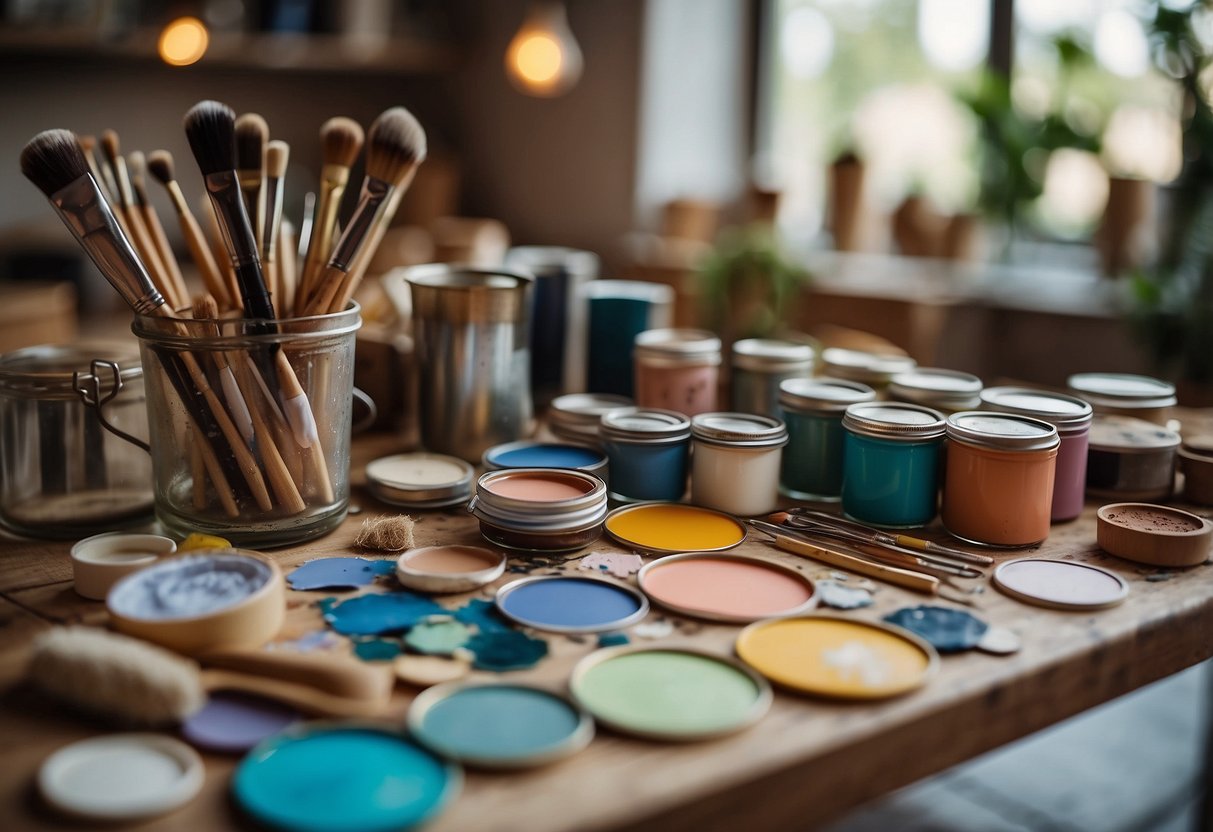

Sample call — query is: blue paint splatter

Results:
[597,632,629,648]
[288,557,397,591]
[452,598,512,633]
[883,605,988,654]
[325,592,446,636]
[465,630,549,671]
[352,638,403,661]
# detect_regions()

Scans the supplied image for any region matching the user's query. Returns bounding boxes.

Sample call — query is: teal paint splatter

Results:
[352,638,404,662]
[597,632,629,648]
[326,592,446,636]
[465,630,548,671]
[316,597,339,616]
[404,618,473,656]
[452,598,512,633]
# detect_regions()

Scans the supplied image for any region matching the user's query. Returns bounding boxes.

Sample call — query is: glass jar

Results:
[888,368,982,414]
[690,413,788,516]
[1066,373,1176,426]
[778,377,876,501]
[0,342,152,538]
[634,329,721,416]
[600,408,691,503]
[941,412,1060,547]
[979,386,1093,523]
[821,348,916,391]
[730,339,815,418]
[469,468,608,553]
[841,402,946,528]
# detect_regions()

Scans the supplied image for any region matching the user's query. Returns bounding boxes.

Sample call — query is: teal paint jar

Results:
[779,377,876,501]
[730,339,815,418]
[600,409,691,503]
[841,402,946,528]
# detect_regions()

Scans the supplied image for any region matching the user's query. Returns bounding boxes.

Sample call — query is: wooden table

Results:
[2,421,1212,832]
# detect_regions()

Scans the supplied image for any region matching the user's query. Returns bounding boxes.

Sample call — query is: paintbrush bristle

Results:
[320,116,364,168]
[99,129,121,165]
[20,129,88,197]
[193,293,219,320]
[79,134,97,154]
[127,150,146,184]
[146,150,175,184]
[266,140,289,178]
[234,113,269,173]
[366,106,426,185]
[184,100,237,176]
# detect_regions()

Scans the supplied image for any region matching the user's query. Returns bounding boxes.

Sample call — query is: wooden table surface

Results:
[2,417,1213,832]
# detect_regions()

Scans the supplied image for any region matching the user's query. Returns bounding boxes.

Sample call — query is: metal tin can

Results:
[600,408,691,503]
[888,368,982,414]
[821,348,916,389]
[979,386,1093,522]
[690,413,788,516]
[548,393,633,448]
[778,377,876,501]
[942,412,1060,547]
[634,329,721,416]
[841,402,946,528]
[469,468,608,553]
[730,339,815,418]
[1066,373,1177,426]
[1085,415,1180,501]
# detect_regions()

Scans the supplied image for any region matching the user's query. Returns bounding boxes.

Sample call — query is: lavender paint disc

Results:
[181,693,300,754]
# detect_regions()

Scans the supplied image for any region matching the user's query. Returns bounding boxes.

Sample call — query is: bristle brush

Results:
[262,139,289,310]
[234,112,269,253]
[299,116,363,309]
[129,150,190,308]
[99,129,175,307]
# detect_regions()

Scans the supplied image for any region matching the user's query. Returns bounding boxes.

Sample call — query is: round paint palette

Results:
[993,558,1129,610]
[408,682,594,769]
[181,692,299,754]
[604,503,746,554]
[736,616,939,699]
[366,453,475,509]
[396,545,507,594]
[233,725,459,832]
[494,575,649,634]
[637,553,817,623]
[570,646,771,741]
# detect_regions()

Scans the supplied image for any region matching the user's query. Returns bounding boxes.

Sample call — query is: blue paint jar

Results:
[599,408,690,503]
[779,377,875,501]
[841,402,946,528]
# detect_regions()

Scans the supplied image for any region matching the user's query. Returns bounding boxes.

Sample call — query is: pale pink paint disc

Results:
[639,555,817,623]
[993,558,1128,609]
[484,472,591,502]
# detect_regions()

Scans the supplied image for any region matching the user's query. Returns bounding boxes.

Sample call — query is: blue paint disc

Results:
[408,683,593,769]
[233,726,460,832]
[494,575,649,634]
[482,441,607,473]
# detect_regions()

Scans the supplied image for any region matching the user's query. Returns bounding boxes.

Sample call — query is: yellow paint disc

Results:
[604,504,746,554]
[735,616,938,699]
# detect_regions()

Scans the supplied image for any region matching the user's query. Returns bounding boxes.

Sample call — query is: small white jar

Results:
[690,413,788,516]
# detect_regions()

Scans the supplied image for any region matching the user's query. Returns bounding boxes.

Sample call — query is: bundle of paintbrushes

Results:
[20,100,426,542]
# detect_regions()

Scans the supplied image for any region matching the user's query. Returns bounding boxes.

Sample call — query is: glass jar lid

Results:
[731,339,815,373]
[691,412,788,448]
[842,402,946,439]
[634,329,722,366]
[821,348,917,384]
[888,368,982,408]
[778,377,876,413]
[0,341,142,399]
[946,412,1060,451]
[600,408,691,443]
[979,386,1094,429]
[1066,373,1177,409]
[1088,415,1181,452]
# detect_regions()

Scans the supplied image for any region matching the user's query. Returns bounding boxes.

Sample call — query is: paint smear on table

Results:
[404,618,473,656]
[269,630,342,653]
[465,630,549,671]
[288,557,396,591]
[817,580,874,610]
[325,592,446,636]
[452,598,512,633]
[352,638,404,662]
[597,632,630,648]
[578,552,644,578]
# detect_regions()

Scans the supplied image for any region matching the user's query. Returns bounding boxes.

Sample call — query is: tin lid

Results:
[888,368,982,408]
[778,377,876,412]
[634,329,722,366]
[979,386,1094,429]
[0,341,143,399]
[691,412,788,448]
[731,339,815,373]
[1088,415,1181,453]
[946,412,1060,451]
[842,402,947,439]
[1067,373,1177,409]
[549,394,633,440]
[821,348,916,384]
[600,408,691,443]
[366,453,475,508]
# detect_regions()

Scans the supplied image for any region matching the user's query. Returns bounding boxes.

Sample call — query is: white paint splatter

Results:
[822,640,892,688]
[579,552,645,578]
[632,620,674,639]
[817,580,874,610]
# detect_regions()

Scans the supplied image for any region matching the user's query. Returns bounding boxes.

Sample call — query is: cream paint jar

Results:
[633,329,721,416]
[690,413,788,516]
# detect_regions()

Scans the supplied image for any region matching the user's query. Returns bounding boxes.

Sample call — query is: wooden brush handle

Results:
[772,533,940,594]
[173,194,232,309]
[199,669,390,718]
[141,203,190,311]
[200,648,394,701]
[303,263,346,317]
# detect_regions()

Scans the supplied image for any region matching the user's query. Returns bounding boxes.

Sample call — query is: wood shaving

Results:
[353,515,416,552]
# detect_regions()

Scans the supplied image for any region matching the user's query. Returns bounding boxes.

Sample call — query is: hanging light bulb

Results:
[505,2,583,97]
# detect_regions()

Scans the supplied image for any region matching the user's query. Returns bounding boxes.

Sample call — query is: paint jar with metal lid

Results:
[547,393,633,447]
[941,412,1060,547]
[1085,415,1180,501]
[634,329,721,416]
[730,339,815,417]
[778,377,876,501]
[690,413,788,516]
[888,368,982,414]
[821,348,916,391]
[841,403,946,528]
[1066,373,1177,426]
[599,408,691,503]
[468,468,608,553]
[979,386,1093,522]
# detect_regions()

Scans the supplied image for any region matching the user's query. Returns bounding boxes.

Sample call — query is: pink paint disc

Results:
[483,471,593,502]
[638,554,817,623]
[993,558,1128,610]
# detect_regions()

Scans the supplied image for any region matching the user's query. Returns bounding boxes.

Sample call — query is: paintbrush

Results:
[262,139,288,310]
[129,150,190,307]
[77,135,115,205]
[234,112,268,254]
[303,106,425,316]
[278,217,298,317]
[299,116,363,309]
[784,508,994,566]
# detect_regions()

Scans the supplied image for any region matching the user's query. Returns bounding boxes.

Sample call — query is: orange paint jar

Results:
[942,413,1059,547]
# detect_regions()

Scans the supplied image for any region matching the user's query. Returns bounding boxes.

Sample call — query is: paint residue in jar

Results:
[108,554,271,621]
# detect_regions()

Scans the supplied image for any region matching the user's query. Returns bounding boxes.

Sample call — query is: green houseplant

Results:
[697,224,810,344]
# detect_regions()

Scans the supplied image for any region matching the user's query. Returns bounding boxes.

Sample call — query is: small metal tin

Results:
[482,441,608,479]
[493,574,649,633]
[599,409,691,503]
[548,393,633,447]
[395,546,507,594]
[1067,373,1177,425]
[637,552,818,624]
[779,378,877,501]
[821,348,916,387]
[633,329,722,367]
[599,408,691,443]
[1086,415,1180,501]
[690,412,788,448]
[888,368,982,413]
[469,468,608,553]
[842,402,947,439]
[779,377,875,412]
[366,453,475,509]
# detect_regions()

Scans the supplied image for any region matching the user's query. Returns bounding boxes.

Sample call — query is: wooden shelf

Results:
[0,26,459,75]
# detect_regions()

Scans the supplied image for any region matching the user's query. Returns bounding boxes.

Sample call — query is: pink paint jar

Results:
[469,468,608,553]
[633,329,721,416]
[979,387,1093,523]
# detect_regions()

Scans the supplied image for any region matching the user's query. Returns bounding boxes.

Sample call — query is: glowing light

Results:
[918,0,988,73]
[514,33,563,84]
[505,3,582,97]
[781,7,834,80]
[1094,10,1149,78]
[1103,106,1183,182]
[1037,149,1109,235]
[158,17,208,67]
